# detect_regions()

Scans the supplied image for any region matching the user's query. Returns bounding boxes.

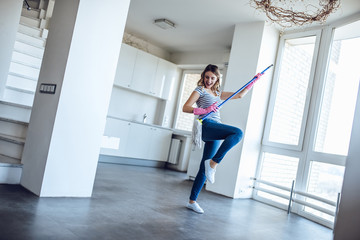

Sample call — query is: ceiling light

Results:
[154,18,176,30]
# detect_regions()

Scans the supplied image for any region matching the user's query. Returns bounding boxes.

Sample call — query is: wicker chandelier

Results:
[250,0,341,28]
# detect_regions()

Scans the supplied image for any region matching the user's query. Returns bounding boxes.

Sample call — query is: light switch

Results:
[40,83,56,94]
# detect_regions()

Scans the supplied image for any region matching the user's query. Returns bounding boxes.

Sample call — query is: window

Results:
[305,161,345,221]
[257,152,299,205]
[255,20,360,229]
[175,72,200,131]
[268,36,316,147]
[314,36,360,156]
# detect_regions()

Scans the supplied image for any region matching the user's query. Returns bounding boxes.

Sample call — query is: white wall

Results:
[334,83,360,239]
[171,50,230,67]
[123,32,171,61]
[21,0,131,197]
[0,0,22,97]
[234,24,278,198]
[206,22,279,198]
[108,87,160,124]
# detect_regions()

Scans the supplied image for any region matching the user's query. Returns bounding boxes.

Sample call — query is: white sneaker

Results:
[186,202,204,214]
[204,159,216,184]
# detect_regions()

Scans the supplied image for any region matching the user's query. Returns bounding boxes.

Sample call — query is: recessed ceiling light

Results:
[154,18,176,30]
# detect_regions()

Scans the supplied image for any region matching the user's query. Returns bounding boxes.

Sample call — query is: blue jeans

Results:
[189,119,243,201]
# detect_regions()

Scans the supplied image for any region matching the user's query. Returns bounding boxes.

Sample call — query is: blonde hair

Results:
[197,64,221,94]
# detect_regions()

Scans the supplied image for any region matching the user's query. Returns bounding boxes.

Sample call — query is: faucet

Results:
[143,113,147,123]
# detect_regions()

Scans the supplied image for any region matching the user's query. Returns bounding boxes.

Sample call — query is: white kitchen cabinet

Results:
[114,43,137,88]
[101,118,172,162]
[160,59,177,100]
[101,118,131,157]
[131,50,158,95]
[152,59,167,98]
[153,58,177,100]
[126,123,151,159]
[148,127,172,161]
[113,44,177,100]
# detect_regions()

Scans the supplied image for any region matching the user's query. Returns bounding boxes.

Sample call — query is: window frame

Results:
[262,30,322,152]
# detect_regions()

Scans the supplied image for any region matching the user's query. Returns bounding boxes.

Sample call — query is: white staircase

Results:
[0,100,31,184]
[3,4,49,107]
[0,0,53,184]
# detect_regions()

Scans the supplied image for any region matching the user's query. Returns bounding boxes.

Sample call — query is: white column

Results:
[334,84,360,239]
[20,0,131,197]
[0,0,22,97]
[206,22,279,198]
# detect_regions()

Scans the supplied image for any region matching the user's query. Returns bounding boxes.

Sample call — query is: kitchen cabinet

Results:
[101,118,131,157]
[147,127,172,161]
[114,43,137,88]
[153,58,177,100]
[101,118,172,162]
[131,50,158,95]
[159,59,177,100]
[126,123,151,159]
[113,44,176,100]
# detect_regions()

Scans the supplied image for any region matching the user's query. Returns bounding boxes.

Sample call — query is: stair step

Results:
[0,154,22,166]
[0,133,25,145]
[16,32,46,48]
[20,15,41,29]
[14,40,45,59]
[8,71,37,82]
[0,134,25,159]
[5,86,35,95]
[0,117,28,126]
[12,51,42,68]
[3,87,35,107]
[7,73,38,93]
[9,61,40,80]
[21,7,43,19]
[0,117,28,139]
[0,100,31,123]
[18,23,46,39]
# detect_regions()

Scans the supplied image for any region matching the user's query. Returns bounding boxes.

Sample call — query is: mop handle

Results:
[200,64,274,121]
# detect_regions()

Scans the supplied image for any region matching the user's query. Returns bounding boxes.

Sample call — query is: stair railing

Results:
[24,0,31,10]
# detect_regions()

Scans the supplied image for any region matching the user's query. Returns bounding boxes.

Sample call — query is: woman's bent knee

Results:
[233,128,243,142]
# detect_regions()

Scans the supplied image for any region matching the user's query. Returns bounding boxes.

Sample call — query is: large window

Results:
[175,72,200,131]
[255,20,360,229]
[314,36,360,156]
[266,36,316,148]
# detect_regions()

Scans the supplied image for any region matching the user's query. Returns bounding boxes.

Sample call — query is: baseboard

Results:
[98,154,166,168]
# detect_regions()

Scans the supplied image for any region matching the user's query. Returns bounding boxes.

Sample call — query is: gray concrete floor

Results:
[0,163,332,240]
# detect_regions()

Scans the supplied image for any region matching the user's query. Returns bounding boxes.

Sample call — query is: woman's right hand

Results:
[193,102,218,115]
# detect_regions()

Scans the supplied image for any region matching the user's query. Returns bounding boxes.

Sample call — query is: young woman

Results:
[183,64,262,213]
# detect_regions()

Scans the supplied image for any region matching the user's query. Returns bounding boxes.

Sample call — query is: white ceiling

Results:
[124,0,360,54]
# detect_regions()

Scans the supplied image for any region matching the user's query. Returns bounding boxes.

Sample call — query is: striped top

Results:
[194,86,222,122]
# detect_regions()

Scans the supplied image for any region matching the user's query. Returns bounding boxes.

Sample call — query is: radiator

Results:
[168,138,181,164]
